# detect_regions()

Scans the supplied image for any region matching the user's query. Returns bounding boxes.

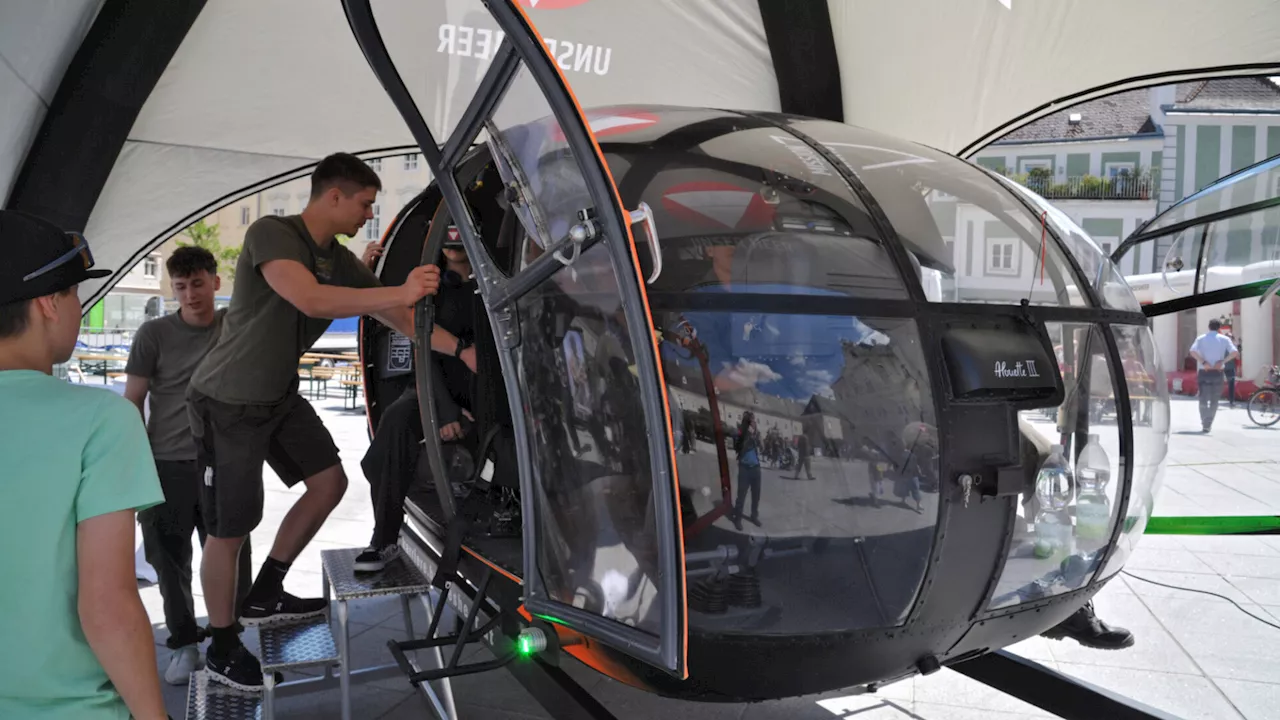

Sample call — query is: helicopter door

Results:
[1110,155,1280,318]
[346,0,686,678]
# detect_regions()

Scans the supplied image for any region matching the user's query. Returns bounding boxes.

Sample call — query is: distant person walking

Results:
[1189,319,1238,433]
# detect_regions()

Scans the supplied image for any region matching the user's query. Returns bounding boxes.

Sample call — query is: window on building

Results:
[240,206,251,225]
[1094,236,1118,257]
[404,153,419,171]
[368,158,381,172]
[987,240,1016,275]
[273,207,286,217]
[1103,162,1136,178]
[1018,158,1051,174]
[142,257,158,279]
[366,204,382,240]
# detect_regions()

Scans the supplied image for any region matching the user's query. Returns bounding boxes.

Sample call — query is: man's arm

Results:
[77,509,167,720]
[122,376,150,420]
[261,258,439,319]
[76,395,167,719]
[371,306,478,372]
[122,323,157,420]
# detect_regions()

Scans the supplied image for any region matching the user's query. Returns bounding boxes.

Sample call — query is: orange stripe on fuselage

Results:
[507,0,688,681]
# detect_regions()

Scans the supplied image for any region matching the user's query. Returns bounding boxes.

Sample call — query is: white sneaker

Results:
[164,644,201,685]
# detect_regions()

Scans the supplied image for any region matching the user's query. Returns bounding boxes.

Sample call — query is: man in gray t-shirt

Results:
[124,246,253,685]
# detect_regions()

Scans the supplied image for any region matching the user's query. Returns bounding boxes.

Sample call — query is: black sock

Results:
[209,624,241,657]
[244,556,291,604]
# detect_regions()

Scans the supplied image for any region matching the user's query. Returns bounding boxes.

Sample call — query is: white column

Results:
[1240,296,1272,382]
[1240,261,1280,382]
[1152,286,1180,373]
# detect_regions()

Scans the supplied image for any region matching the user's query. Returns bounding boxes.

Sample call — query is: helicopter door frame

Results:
[1110,154,1280,319]
[343,0,688,679]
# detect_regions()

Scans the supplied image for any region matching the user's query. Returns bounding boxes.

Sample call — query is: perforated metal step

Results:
[185,669,262,719]
[321,547,431,601]
[259,613,339,673]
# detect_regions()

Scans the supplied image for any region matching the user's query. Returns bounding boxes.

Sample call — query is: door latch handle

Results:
[629,202,662,284]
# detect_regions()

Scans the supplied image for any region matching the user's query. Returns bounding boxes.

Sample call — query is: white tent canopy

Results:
[3,0,1279,307]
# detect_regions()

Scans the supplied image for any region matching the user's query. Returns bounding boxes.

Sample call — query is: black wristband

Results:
[454,336,472,357]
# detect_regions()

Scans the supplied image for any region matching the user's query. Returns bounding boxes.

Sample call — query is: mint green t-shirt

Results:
[0,370,164,720]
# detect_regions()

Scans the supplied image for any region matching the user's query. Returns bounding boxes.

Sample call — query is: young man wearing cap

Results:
[185,152,454,690]
[123,245,255,685]
[0,210,169,719]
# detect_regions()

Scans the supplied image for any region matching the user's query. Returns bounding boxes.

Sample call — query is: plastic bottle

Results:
[1033,444,1075,560]
[1074,434,1112,543]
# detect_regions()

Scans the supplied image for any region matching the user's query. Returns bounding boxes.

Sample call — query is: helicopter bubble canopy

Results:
[354,0,1171,699]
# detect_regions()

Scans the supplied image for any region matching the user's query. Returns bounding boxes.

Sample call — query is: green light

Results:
[518,635,534,655]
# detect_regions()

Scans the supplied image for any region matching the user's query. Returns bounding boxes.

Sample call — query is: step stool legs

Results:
[323,573,333,681]
[338,598,352,720]
[401,594,415,640]
[263,669,277,720]
[417,589,459,720]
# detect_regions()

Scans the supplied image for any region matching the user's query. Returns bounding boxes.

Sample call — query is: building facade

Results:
[973,77,1280,382]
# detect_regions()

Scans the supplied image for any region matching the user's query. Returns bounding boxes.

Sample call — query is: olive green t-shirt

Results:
[125,308,226,460]
[189,215,379,405]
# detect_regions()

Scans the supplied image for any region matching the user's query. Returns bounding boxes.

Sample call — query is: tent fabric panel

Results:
[127,0,413,159]
[756,0,842,121]
[830,0,1280,155]
[371,0,780,143]
[78,141,319,307]
[7,0,209,234]
[0,0,102,206]
[0,63,45,209]
[0,0,102,103]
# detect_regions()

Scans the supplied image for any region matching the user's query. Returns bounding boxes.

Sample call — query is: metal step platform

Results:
[185,537,445,720]
[185,669,263,720]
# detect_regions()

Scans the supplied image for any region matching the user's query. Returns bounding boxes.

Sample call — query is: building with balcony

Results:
[973,77,1280,382]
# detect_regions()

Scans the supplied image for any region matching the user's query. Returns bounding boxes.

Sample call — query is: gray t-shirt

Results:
[189,215,380,405]
[125,309,227,460]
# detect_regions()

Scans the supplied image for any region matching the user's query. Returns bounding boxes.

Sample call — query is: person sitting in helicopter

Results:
[355,232,479,573]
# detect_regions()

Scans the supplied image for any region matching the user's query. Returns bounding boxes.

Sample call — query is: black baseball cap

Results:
[0,210,112,305]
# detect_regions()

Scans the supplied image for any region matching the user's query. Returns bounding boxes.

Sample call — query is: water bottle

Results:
[1075,434,1112,543]
[1033,444,1074,560]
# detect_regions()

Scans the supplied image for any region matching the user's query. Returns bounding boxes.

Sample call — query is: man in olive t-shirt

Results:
[124,246,253,685]
[185,153,445,691]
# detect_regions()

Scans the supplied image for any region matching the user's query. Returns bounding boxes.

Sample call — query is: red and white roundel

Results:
[517,0,593,9]
[548,110,658,143]
[661,181,777,230]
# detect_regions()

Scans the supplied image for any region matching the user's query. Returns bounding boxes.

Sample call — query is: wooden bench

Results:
[340,378,363,410]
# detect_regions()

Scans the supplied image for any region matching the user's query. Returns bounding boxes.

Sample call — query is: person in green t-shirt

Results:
[186,152,466,690]
[0,210,169,720]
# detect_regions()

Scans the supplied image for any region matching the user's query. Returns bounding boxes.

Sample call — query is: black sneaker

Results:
[205,644,265,692]
[239,591,328,627]
[1042,601,1135,650]
[354,545,400,573]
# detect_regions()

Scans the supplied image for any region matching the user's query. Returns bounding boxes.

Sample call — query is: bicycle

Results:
[1246,365,1280,427]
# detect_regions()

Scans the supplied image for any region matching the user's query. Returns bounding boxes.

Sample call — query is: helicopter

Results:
[8,0,1279,717]
[348,0,1178,710]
